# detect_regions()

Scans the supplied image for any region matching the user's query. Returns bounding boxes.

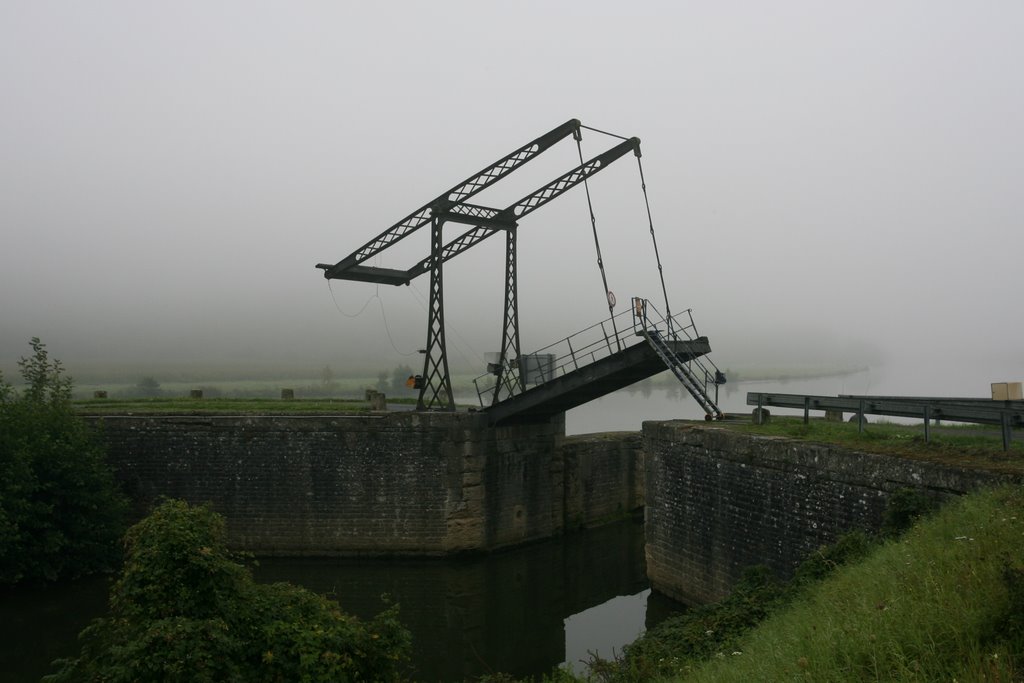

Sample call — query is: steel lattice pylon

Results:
[418,215,455,411]
[492,228,523,405]
[317,120,642,412]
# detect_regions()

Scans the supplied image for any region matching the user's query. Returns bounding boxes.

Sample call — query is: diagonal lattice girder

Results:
[319,120,580,279]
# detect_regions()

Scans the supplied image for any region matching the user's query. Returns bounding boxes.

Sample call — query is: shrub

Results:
[881,487,938,538]
[45,499,411,682]
[0,338,128,583]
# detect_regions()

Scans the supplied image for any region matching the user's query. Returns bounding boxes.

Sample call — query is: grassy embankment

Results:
[504,418,1023,683]
[669,484,1024,682]
[534,485,1023,683]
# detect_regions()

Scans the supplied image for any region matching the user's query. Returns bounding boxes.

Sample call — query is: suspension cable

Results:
[636,155,673,335]
[578,124,630,141]
[576,133,621,350]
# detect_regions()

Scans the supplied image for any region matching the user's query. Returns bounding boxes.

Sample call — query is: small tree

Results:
[0,338,128,583]
[391,364,415,395]
[46,499,412,682]
[135,376,162,397]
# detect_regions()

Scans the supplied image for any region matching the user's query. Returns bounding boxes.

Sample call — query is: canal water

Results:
[2,517,682,683]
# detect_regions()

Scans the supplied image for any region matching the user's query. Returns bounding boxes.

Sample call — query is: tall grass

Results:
[680,486,1024,682]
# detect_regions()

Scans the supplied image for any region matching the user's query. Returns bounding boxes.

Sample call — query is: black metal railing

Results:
[631,298,724,408]
[473,297,722,408]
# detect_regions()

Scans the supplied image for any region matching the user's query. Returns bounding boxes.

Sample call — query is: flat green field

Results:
[72,396,418,415]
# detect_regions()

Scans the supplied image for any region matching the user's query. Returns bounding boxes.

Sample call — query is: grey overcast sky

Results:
[1,2,1021,386]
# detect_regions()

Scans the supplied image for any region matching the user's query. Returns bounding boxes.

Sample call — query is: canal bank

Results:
[14,414,1022,681]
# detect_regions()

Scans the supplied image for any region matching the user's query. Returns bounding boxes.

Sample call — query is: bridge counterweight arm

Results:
[354,136,644,285]
[319,119,581,280]
[510,137,640,220]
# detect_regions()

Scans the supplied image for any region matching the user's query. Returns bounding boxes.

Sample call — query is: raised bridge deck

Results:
[473,299,722,425]
[484,336,711,424]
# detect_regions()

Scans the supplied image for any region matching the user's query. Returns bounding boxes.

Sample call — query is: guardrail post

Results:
[858,400,866,433]
[1002,412,1011,452]
[803,396,810,424]
[923,406,930,443]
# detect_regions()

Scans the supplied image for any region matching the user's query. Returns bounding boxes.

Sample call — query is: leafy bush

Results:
[881,487,938,537]
[46,499,411,682]
[0,338,128,583]
[791,530,873,587]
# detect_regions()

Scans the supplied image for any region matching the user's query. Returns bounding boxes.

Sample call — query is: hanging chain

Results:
[576,133,621,350]
[636,155,673,336]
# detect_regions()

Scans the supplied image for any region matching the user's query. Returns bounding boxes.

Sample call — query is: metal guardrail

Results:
[473,297,721,408]
[746,392,1024,451]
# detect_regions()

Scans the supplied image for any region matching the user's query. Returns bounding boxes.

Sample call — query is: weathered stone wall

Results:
[98,414,460,554]
[643,422,1019,605]
[91,411,641,555]
[561,432,644,529]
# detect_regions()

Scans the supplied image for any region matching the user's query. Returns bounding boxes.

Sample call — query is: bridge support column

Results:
[418,216,455,411]
[493,227,523,405]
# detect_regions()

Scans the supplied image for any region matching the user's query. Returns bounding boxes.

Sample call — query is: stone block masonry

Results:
[560,432,645,529]
[91,412,643,556]
[90,411,1018,602]
[643,422,1020,605]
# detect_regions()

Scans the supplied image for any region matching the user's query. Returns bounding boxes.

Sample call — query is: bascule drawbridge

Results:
[317,119,725,424]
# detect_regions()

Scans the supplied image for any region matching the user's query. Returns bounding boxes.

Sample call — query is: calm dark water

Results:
[251,518,661,681]
[0,573,112,682]
[2,518,681,683]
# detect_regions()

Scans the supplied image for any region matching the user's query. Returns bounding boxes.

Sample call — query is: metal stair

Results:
[634,299,724,420]
[643,329,723,419]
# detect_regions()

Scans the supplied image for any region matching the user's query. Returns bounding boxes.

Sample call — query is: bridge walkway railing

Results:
[472,297,723,411]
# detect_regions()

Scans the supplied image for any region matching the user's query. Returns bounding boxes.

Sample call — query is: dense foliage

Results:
[46,499,412,682]
[0,338,128,583]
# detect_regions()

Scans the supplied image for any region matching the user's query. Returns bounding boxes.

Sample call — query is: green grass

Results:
[724,417,1024,475]
[72,397,418,415]
[677,485,1024,682]
[540,487,1023,683]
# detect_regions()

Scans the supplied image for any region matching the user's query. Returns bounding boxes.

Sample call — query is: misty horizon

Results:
[3,3,1021,395]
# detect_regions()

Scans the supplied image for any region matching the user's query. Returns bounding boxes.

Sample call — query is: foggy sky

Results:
[2,2,1021,387]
